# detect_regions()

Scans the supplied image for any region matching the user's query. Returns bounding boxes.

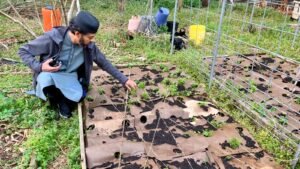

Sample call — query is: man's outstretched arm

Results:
[93,46,136,90]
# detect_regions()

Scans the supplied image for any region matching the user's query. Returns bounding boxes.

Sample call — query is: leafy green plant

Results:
[129,88,137,96]
[151,65,160,72]
[157,25,168,33]
[153,88,159,93]
[191,83,198,89]
[141,92,150,101]
[295,97,300,105]
[138,81,146,89]
[198,101,209,107]
[228,138,241,149]
[202,129,213,137]
[249,80,257,93]
[210,120,224,129]
[252,102,267,117]
[86,96,94,102]
[128,98,141,105]
[183,90,192,96]
[177,78,186,86]
[162,78,171,86]
[98,88,105,95]
[159,64,169,72]
[278,116,288,125]
[168,84,178,96]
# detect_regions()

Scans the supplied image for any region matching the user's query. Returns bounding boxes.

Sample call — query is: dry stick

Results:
[60,0,68,26]
[98,92,164,169]
[6,0,37,37]
[50,0,58,28]
[76,0,81,14]
[0,42,9,50]
[117,69,131,169]
[0,10,36,38]
[33,0,44,32]
[67,0,76,23]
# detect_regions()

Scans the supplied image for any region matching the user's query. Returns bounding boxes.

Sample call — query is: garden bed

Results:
[82,64,281,168]
[204,53,300,141]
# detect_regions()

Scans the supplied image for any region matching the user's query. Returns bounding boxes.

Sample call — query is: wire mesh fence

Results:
[169,0,300,167]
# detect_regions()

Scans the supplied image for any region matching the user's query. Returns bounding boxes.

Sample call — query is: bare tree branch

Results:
[6,0,36,37]
[33,0,44,32]
[67,0,76,22]
[60,0,68,26]
[0,10,37,38]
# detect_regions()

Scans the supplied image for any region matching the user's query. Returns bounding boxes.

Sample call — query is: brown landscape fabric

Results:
[84,65,282,169]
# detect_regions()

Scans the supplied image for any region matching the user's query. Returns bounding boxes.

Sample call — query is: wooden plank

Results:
[78,103,87,169]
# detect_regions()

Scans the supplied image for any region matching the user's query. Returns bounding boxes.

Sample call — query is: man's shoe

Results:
[48,97,58,110]
[58,102,72,119]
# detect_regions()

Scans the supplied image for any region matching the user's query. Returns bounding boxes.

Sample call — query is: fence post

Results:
[292,17,300,48]
[170,0,179,54]
[208,0,226,89]
[292,144,300,168]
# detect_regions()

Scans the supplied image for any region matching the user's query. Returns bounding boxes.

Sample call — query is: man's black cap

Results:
[72,11,99,34]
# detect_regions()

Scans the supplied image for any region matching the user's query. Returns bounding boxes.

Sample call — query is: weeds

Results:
[202,129,213,137]
[210,119,224,129]
[228,138,241,149]
[98,88,105,95]
[141,92,150,101]
[138,81,146,89]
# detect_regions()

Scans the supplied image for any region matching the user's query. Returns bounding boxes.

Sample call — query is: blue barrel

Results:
[155,7,169,27]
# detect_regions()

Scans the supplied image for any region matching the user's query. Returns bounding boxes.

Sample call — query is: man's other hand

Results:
[42,58,61,72]
[125,79,137,91]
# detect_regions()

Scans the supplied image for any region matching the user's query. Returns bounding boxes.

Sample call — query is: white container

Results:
[292,1,300,20]
[128,15,141,33]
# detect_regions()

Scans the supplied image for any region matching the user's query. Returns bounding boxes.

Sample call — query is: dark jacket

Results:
[18,26,128,91]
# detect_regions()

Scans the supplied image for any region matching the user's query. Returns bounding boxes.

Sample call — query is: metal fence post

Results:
[292,143,300,168]
[292,17,300,48]
[170,0,179,54]
[249,0,256,26]
[208,0,227,89]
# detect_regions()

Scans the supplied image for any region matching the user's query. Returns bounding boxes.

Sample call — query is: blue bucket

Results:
[155,7,169,27]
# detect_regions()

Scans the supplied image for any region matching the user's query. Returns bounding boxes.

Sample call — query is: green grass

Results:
[295,97,300,105]
[0,93,80,168]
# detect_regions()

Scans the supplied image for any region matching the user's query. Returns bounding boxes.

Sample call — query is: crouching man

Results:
[18,11,137,119]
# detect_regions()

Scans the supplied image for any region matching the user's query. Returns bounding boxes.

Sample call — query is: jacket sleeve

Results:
[93,46,128,85]
[18,35,51,73]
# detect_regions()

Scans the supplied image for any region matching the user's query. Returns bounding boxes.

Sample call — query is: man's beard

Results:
[79,37,87,47]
